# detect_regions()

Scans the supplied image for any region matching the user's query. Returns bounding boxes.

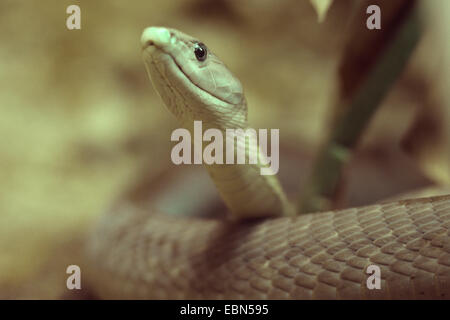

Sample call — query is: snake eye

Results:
[194,42,208,62]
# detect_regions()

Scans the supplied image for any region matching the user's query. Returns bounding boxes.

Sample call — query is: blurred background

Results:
[0,0,448,298]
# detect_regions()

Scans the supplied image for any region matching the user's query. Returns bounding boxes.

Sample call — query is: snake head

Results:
[141,27,247,130]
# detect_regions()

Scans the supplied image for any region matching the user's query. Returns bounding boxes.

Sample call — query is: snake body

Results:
[86,27,450,299]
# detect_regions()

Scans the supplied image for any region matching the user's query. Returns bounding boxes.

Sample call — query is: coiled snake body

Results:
[86,27,450,299]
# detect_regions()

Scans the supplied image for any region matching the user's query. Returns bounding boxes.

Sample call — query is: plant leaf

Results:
[310,0,333,22]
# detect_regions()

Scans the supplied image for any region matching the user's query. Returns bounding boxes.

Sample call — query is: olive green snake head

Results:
[84,27,450,300]
[141,27,247,130]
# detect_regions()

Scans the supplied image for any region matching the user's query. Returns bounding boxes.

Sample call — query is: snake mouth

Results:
[143,44,233,106]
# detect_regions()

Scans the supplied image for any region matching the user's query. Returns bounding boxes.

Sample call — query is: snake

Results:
[85,27,450,299]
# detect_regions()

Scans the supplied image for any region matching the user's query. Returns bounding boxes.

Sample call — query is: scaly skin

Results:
[87,194,450,299]
[85,27,450,299]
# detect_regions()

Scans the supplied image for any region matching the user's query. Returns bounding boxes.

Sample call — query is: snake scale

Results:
[85,27,450,299]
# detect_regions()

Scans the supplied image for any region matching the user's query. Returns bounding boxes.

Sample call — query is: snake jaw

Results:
[142,28,245,102]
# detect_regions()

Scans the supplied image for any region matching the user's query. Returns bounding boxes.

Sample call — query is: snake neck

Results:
[167,89,291,220]
[183,121,292,220]
[205,158,293,220]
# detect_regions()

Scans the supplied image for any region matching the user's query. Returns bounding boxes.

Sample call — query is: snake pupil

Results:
[194,42,207,62]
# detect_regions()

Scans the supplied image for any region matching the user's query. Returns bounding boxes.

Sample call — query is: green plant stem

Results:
[298,2,422,214]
